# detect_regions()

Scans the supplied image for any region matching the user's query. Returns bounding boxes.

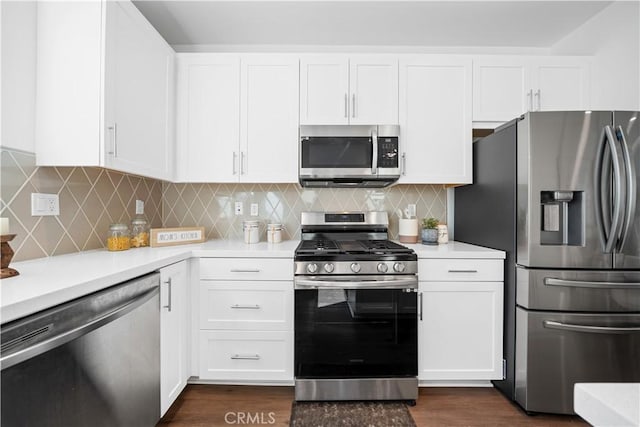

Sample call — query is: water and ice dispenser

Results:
[540,191,584,246]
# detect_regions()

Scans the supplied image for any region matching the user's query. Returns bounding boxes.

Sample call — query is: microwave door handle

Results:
[371,129,378,175]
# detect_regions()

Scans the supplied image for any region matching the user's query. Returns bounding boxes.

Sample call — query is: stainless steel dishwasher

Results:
[1,272,161,427]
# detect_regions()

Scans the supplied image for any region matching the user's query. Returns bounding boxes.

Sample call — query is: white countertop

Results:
[574,383,640,427]
[404,241,506,259]
[1,239,504,324]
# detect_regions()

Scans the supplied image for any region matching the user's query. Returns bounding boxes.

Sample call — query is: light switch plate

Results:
[407,204,416,219]
[235,202,243,215]
[135,200,144,215]
[250,203,259,216]
[31,193,60,216]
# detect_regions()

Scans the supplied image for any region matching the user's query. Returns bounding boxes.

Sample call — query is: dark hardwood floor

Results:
[158,385,589,427]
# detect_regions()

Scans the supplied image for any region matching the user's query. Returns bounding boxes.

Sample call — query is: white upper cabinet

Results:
[300,55,398,125]
[240,55,299,183]
[35,1,175,181]
[531,58,590,111]
[104,1,174,180]
[473,56,590,123]
[176,54,299,183]
[398,57,472,184]
[176,55,241,182]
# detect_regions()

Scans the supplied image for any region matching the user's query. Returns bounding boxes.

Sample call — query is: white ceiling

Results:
[132,1,613,49]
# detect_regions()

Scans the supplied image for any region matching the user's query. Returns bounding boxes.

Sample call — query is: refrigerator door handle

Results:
[543,320,640,334]
[544,277,640,289]
[604,125,624,254]
[615,125,636,253]
[594,126,618,253]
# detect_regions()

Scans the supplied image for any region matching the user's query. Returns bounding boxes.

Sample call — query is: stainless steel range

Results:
[294,211,418,402]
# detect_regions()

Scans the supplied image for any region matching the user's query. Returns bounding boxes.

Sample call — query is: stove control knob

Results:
[377,263,389,273]
[393,262,406,273]
[307,263,318,274]
[350,263,361,273]
[324,263,335,273]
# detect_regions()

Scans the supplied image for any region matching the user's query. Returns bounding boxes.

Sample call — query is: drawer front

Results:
[199,282,293,330]
[200,258,292,281]
[419,258,503,282]
[198,330,293,381]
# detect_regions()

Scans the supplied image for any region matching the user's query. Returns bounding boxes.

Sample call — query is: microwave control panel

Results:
[378,137,399,168]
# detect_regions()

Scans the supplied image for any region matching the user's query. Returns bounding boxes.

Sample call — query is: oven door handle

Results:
[294,276,418,290]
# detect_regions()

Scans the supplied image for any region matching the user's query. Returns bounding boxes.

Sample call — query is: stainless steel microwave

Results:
[299,125,400,188]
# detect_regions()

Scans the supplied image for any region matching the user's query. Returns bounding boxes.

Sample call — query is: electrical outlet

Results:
[407,204,416,219]
[135,200,144,215]
[234,201,243,215]
[250,203,259,216]
[31,193,60,216]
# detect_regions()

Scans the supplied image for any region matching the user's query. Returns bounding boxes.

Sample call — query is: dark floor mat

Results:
[290,401,417,427]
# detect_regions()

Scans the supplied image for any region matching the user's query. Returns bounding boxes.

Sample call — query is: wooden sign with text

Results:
[150,227,205,247]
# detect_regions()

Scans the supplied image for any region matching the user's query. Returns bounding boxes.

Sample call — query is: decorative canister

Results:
[130,216,150,247]
[437,224,449,244]
[107,223,131,251]
[267,223,283,243]
[243,220,260,244]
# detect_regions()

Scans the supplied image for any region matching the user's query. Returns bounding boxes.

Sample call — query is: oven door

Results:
[294,276,418,379]
[299,136,375,178]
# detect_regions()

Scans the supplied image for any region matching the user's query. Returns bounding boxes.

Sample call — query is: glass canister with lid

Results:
[107,223,131,251]
[130,216,150,247]
[243,220,260,244]
[267,223,284,243]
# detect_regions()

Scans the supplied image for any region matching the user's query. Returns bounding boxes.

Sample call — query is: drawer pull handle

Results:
[230,269,261,273]
[448,269,478,273]
[231,354,261,360]
[230,304,261,309]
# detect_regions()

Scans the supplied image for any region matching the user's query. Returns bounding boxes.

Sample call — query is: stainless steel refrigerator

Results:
[455,111,640,415]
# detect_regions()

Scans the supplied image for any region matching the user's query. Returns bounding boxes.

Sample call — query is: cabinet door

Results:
[199,281,293,331]
[418,281,503,381]
[199,330,293,382]
[349,56,398,125]
[240,55,299,183]
[399,57,472,184]
[531,58,590,111]
[472,57,530,122]
[299,55,349,125]
[105,1,174,181]
[160,261,189,416]
[176,54,240,182]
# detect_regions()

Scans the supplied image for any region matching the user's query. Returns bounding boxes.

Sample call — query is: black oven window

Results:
[295,288,417,379]
[301,137,372,169]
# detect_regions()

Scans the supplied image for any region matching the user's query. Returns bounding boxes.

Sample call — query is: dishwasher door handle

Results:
[0,287,159,371]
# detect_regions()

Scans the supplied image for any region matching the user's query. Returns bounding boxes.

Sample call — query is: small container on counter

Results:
[437,224,449,244]
[243,220,260,244]
[267,223,284,243]
[130,216,150,248]
[107,223,131,251]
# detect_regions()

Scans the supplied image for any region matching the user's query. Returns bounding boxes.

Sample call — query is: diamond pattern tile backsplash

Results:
[162,183,447,242]
[0,148,163,262]
[1,147,447,262]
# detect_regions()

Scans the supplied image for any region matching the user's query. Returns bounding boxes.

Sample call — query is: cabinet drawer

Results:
[200,258,292,280]
[419,259,503,282]
[198,330,293,382]
[199,282,293,330]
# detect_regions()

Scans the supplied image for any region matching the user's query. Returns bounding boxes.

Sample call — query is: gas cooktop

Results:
[295,239,415,256]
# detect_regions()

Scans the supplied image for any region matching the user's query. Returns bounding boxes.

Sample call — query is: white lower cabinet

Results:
[199,330,293,381]
[418,258,504,382]
[160,260,189,416]
[197,258,294,384]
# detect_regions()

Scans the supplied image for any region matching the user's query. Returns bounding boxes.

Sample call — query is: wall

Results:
[1,1,37,153]
[552,1,640,110]
[0,148,163,262]
[162,183,447,241]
